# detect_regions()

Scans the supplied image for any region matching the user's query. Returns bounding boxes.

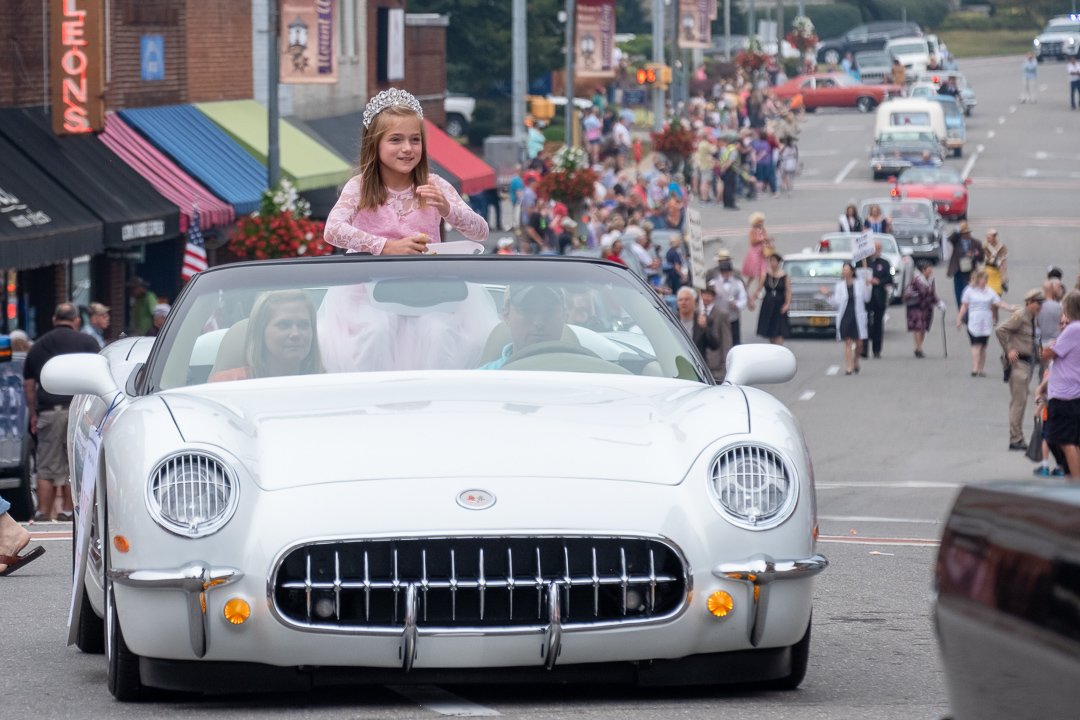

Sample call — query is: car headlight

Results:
[1068,38,1077,46]
[709,444,797,530]
[146,452,239,537]
[952,190,964,198]
[1034,39,1041,47]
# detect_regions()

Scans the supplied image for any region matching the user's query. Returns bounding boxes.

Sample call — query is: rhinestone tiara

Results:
[362,88,424,129]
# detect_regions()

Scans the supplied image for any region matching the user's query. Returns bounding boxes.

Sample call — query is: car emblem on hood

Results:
[456,489,496,510]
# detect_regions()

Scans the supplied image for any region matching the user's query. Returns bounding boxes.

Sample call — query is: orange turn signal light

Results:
[706,590,734,618]
[224,598,251,625]
[113,535,130,553]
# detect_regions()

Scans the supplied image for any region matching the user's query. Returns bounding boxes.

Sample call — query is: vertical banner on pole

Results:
[678,0,712,49]
[280,0,339,84]
[575,0,617,79]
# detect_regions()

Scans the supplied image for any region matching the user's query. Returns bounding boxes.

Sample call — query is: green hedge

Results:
[940,8,1040,31]
[869,0,949,30]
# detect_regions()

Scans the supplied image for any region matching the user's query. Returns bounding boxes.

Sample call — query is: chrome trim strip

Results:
[712,553,828,647]
[401,582,419,671]
[543,581,562,670]
[266,533,693,637]
[109,563,243,658]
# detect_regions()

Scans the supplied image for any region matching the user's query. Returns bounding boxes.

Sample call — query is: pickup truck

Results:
[443,93,475,138]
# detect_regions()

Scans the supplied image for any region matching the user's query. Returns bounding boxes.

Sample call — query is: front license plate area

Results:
[809,317,830,327]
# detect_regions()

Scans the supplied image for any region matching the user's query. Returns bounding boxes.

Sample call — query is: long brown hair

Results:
[245,290,323,378]
[356,106,430,211]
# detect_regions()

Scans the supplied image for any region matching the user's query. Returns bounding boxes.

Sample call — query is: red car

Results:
[772,73,902,113]
[891,166,970,220]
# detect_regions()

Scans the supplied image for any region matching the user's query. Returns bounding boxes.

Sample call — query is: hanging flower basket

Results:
[734,49,769,72]
[228,180,334,261]
[536,145,598,209]
[785,15,819,55]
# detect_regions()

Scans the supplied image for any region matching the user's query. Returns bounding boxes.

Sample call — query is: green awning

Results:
[194,100,352,192]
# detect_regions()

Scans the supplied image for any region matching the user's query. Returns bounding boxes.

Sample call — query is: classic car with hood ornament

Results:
[45,254,826,700]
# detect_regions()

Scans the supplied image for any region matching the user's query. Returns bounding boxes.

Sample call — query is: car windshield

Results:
[784,258,847,280]
[147,257,708,391]
[821,235,900,255]
[1045,21,1080,33]
[887,203,933,224]
[890,41,928,55]
[899,167,962,184]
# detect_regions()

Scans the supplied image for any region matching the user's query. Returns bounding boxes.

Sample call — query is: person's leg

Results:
[854,340,862,371]
[953,273,966,308]
[970,342,980,374]
[913,330,923,353]
[1007,362,1032,445]
[844,339,854,373]
[0,498,33,574]
[730,319,741,346]
[976,343,987,374]
[35,477,54,520]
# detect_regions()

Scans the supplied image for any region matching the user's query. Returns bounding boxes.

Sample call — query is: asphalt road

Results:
[2,54,1076,719]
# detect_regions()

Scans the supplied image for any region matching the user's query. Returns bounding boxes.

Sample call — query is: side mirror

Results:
[725,345,797,386]
[41,353,118,399]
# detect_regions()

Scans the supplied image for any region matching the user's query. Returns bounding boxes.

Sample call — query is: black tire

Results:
[855,96,874,113]
[964,107,972,117]
[765,616,812,690]
[445,113,468,138]
[107,580,148,701]
[72,491,105,654]
[953,147,962,158]
[5,439,34,521]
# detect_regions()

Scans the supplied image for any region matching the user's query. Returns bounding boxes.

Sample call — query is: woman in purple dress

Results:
[904,261,946,358]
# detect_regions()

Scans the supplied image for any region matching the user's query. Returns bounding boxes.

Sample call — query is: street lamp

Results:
[286,16,309,73]
[579,33,596,70]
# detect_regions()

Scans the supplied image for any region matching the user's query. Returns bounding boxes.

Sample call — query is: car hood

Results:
[901,185,962,199]
[160,371,749,489]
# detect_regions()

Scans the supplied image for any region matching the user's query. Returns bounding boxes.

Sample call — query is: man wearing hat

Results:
[482,286,569,369]
[946,221,985,308]
[996,288,1045,450]
[710,250,748,346]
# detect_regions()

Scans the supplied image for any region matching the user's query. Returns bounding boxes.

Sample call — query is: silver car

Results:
[817,232,913,305]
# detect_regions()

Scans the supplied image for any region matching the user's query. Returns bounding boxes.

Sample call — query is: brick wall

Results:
[107,0,186,108]
[0,0,49,107]
[185,0,253,102]
[405,24,446,127]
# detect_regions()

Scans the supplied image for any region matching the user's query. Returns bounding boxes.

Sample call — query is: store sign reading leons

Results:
[49,0,105,136]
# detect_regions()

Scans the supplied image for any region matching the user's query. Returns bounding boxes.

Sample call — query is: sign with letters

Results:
[140,34,165,81]
[686,208,706,290]
[852,231,875,262]
[575,0,616,79]
[49,0,105,135]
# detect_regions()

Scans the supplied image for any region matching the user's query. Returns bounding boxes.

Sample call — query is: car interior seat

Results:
[478,322,581,366]
[209,318,249,377]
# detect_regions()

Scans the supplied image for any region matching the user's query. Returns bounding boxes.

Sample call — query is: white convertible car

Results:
[45,255,826,700]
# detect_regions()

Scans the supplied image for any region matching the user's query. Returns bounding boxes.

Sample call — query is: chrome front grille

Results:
[272,536,688,633]
[790,295,831,313]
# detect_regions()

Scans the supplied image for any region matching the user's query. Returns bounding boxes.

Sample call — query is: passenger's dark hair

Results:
[53,302,78,322]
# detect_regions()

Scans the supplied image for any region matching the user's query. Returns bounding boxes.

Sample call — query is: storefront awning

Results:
[194,100,352,193]
[98,113,235,233]
[119,105,265,216]
[0,134,103,270]
[0,108,180,250]
[423,120,497,196]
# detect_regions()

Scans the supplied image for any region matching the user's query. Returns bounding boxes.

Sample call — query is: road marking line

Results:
[1035,151,1049,159]
[389,685,501,717]
[1009,105,1017,113]
[1023,169,1039,177]
[834,159,857,184]
[987,130,995,139]
[997,116,1006,125]
[818,535,940,547]
[961,149,980,180]
[976,144,985,153]
[825,365,840,376]
[818,480,960,489]
[820,515,940,524]
[798,390,816,401]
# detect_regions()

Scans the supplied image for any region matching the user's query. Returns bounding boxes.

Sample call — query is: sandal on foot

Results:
[32,511,51,523]
[0,546,46,577]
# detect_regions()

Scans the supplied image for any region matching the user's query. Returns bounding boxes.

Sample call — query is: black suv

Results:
[816,22,922,66]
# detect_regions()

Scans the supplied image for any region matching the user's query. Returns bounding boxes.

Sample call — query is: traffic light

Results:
[636,66,657,85]
[636,63,672,89]
[527,95,555,121]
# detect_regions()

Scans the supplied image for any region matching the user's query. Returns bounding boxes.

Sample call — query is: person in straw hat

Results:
[946,220,985,308]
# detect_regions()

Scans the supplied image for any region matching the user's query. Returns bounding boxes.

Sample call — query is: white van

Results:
[874,98,946,145]
[885,36,931,79]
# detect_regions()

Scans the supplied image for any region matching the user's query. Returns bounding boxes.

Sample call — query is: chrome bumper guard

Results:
[109,563,243,658]
[712,553,828,647]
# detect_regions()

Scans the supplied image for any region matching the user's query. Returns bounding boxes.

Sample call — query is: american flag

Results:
[181,209,209,281]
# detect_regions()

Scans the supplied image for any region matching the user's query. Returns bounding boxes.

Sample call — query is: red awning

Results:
[424,120,497,196]
[98,113,235,233]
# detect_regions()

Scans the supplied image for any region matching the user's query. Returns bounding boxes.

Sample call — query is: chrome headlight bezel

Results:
[145,451,240,538]
[707,443,799,531]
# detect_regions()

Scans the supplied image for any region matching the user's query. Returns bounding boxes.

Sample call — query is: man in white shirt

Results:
[710,255,748,346]
[624,226,661,284]
[611,117,632,169]
[1069,57,1080,110]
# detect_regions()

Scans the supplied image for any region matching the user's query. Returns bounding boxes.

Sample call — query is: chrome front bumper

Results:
[109,563,243,658]
[713,553,828,647]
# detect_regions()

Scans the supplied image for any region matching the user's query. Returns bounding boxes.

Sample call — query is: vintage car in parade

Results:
[815,20,922,66]
[869,129,945,180]
[859,197,946,263]
[771,72,902,113]
[0,336,33,520]
[912,71,978,116]
[892,165,971,220]
[934,481,1080,719]
[816,232,913,305]
[44,254,827,700]
[782,249,851,333]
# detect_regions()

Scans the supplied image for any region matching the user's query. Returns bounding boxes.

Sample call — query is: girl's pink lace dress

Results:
[317,175,498,372]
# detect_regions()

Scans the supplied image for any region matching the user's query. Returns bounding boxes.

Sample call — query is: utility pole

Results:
[724,0,731,61]
[564,0,576,145]
[748,0,756,38]
[512,0,527,146]
[651,0,664,130]
[267,1,280,188]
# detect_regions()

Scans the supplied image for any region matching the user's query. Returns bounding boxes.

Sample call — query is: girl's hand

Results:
[416,184,451,217]
[382,234,430,255]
